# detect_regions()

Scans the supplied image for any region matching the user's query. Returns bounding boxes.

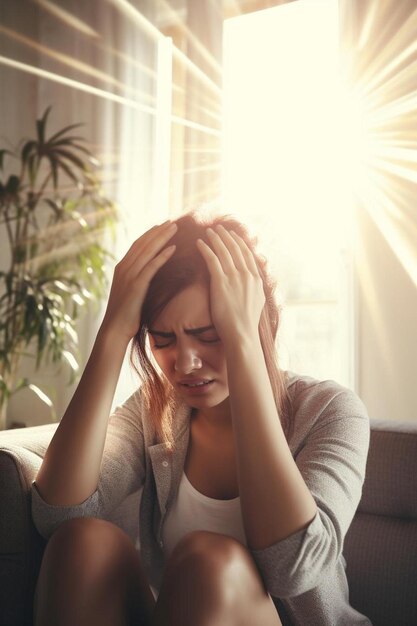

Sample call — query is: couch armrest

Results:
[361,418,417,517]
[0,424,58,626]
[345,418,417,626]
[0,422,141,626]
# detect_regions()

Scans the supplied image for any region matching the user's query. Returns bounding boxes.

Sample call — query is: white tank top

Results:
[161,470,247,560]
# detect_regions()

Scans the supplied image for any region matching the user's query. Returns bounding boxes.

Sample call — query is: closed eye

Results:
[153,342,172,350]
[153,337,220,349]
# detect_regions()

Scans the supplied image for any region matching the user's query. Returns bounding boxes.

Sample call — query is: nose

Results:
[174,346,202,374]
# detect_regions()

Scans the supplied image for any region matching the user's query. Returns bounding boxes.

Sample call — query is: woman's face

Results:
[148,283,229,410]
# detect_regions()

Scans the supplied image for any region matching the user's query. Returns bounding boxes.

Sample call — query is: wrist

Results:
[223,330,263,360]
[96,321,131,353]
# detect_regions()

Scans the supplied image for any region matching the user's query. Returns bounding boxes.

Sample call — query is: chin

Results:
[186,393,229,410]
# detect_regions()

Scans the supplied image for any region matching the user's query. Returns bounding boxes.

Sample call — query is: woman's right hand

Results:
[100,220,177,342]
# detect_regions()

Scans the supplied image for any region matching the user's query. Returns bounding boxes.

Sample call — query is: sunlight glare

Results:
[223,0,358,385]
[224,0,417,291]
[223,0,346,268]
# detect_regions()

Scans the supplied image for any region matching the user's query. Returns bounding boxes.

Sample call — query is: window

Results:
[223,0,356,388]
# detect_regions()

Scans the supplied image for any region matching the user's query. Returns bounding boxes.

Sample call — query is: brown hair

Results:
[130,212,292,449]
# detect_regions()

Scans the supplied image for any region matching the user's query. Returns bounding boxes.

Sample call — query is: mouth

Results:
[179,379,214,388]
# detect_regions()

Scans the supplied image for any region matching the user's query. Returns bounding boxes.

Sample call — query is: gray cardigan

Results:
[31,372,372,625]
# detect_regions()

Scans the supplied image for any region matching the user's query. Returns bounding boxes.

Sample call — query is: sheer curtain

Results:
[0,0,223,424]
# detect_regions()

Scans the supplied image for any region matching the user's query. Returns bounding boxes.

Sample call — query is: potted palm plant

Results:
[0,107,118,429]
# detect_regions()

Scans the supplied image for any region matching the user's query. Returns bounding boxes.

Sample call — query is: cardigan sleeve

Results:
[249,382,370,598]
[31,387,146,539]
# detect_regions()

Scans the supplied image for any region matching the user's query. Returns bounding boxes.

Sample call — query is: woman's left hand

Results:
[196,225,265,348]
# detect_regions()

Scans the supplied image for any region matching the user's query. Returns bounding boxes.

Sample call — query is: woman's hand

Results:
[196,224,265,348]
[100,220,177,342]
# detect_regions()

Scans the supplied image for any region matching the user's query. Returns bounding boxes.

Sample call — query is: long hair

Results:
[130,212,292,450]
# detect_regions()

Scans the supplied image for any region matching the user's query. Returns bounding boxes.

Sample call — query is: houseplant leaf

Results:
[0,106,119,428]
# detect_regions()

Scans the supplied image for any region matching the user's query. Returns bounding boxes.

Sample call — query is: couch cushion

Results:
[344,512,417,626]
[0,446,47,626]
[359,419,417,517]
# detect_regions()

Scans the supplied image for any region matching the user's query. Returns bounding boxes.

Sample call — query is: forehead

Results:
[152,283,211,330]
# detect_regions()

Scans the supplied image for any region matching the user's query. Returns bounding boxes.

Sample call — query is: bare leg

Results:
[33,517,155,626]
[152,531,282,626]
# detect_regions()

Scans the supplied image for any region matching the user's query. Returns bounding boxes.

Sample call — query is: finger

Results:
[136,221,177,262]
[133,220,175,256]
[126,222,177,275]
[196,238,224,276]
[206,227,237,273]
[214,225,248,271]
[229,230,260,276]
[137,244,176,285]
[123,220,171,258]
[121,220,173,267]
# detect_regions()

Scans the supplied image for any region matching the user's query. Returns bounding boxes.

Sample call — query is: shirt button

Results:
[159,540,164,547]
[162,461,168,467]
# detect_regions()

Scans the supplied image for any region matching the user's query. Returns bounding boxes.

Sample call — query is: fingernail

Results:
[216,224,229,235]
[206,227,215,236]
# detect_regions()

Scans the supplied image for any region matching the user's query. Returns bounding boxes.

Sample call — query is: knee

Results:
[41,517,137,580]
[34,519,149,626]
[169,530,247,568]
[165,531,255,594]
[158,533,271,624]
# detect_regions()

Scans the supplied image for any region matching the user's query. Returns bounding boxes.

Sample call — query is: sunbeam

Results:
[344,0,417,287]
[33,0,100,38]
[0,24,157,105]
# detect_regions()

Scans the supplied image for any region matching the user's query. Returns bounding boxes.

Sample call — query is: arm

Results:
[249,383,370,597]
[197,226,370,597]
[32,385,147,539]
[34,326,130,506]
[197,225,316,549]
[224,335,317,549]
[33,221,177,508]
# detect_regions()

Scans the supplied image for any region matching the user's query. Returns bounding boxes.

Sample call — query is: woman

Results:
[32,213,372,625]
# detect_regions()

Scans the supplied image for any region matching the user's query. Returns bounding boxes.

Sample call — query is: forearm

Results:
[35,324,129,506]
[226,335,317,550]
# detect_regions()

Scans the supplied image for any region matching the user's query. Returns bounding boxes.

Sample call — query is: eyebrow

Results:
[148,325,216,338]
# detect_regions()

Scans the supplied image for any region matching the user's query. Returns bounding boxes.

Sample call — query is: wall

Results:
[345,0,417,422]
[1,0,416,426]
[357,207,417,422]
[0,0,223,428]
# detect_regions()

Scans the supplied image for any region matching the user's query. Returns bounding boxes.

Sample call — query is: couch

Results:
[0,418,416,626]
